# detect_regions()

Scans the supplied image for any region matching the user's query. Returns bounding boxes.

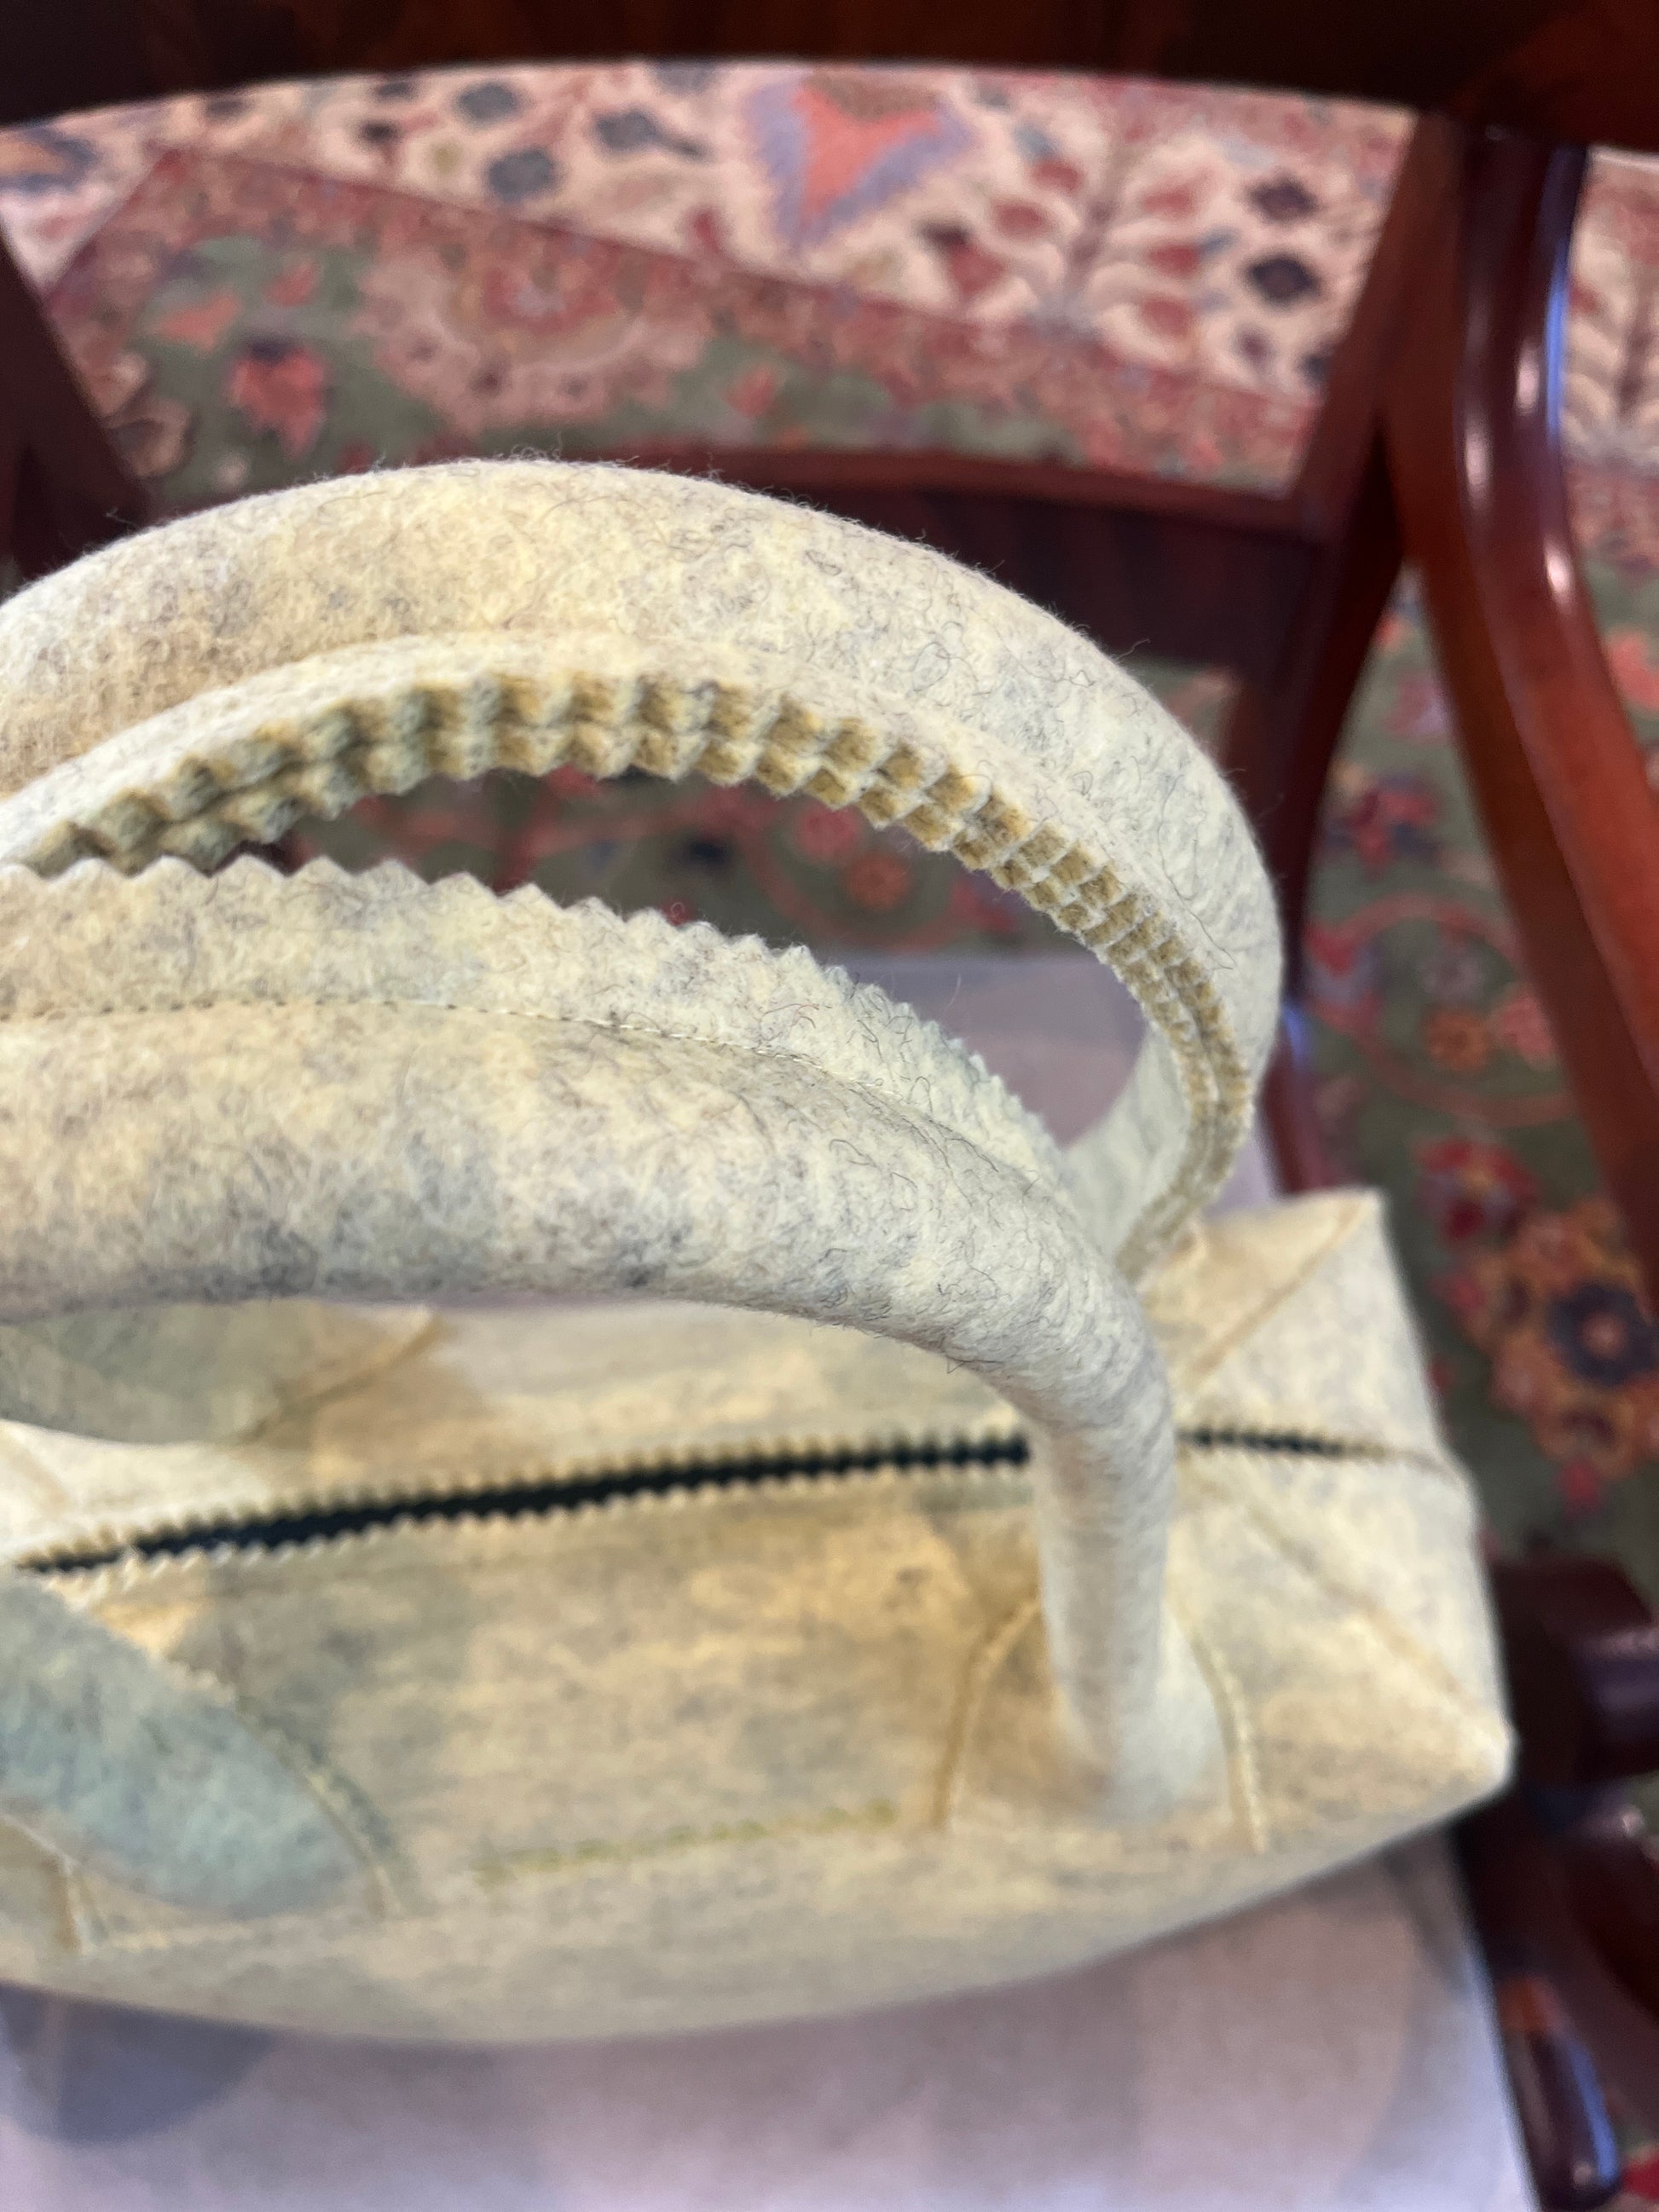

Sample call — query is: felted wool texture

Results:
[0,1192,1507,2042]
[0,462,1280,1282]
[0,461,1507,2040]
[0,858,1206,1824]
[0,1573,365,1917]
[0,1301,433,1447]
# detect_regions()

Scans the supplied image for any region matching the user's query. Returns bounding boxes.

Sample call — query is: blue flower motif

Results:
[455,80,523,125]
[1246,253,1322,307]
[1548,1283,1659,1388]
[593,108,706,159]
[484,147,558,204]
[595,108,669,153]
[1249,174,1321,223]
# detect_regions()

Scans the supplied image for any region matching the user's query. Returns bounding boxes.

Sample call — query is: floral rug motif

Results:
[3,61,1659,1629]
[3,64,1413,480]
[1306,539,1659,1575]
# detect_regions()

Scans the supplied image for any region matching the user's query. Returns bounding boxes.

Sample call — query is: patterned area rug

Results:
[4,62,1659,1590]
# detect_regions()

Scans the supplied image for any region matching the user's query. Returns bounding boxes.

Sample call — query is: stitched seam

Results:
[1173,1600,1269,1854]
[0,1426,73,1520]
[0,1581,395,1909]
[60,1863,104,1953]
[72,1891,402,1955]
[240,1312,443,1441]
[1157,1196,1371,1393]
[72,1801,905,1954]
[141,1650,404,1915]
[1183,1459,1507,1737]
[928,1591,1043,1828]
[0,1811,98,1954]
[13,661,1251,1265]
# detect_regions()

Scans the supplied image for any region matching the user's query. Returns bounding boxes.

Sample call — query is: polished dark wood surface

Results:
[1468,1556,1659,2142]
[615,444,1297,537]
[1461,1795,1629,2205]
[1288,120,1460,541]
[1259,1006,1344,1195]
[1377,130,1659,2165]
[1564,1805,1659,2035]
[1221,438,1399,986]
[1498,1556,1659,1789]
[0,238,147,575]
[1385,125,1659,1310]
[7,0,1659,152]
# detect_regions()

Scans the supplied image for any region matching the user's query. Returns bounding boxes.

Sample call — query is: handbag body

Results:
[0,463,1506,2041]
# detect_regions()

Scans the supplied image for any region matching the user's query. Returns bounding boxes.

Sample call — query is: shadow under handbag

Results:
[0,462,1507,2042]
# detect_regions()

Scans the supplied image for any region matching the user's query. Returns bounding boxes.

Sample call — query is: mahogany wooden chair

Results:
[1465,1552,1659,2203]
[3,3,1659,2201]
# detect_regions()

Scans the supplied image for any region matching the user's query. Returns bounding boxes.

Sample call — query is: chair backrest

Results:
[7,0,1659,150]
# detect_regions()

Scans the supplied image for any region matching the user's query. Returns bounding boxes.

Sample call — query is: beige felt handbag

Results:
[0,461,1506,2043]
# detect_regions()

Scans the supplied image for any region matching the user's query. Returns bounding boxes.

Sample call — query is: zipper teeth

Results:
[13,1424,1393,1580]
[1181,1427,1371,1459]
[16,1429,1034,1577]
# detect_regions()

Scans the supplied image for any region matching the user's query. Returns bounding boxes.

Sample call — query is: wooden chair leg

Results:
[0,233,148,579]
[1470,1556,1659,2159]
[1259,1006,1343,1194]
[1217,435,1402,1000]
[1217,437,1402,1204]
[1460,1796,1626,2209]
[1384,119,1659,1308]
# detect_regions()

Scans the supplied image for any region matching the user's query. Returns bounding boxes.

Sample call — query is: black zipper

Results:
[1179,1428,1356,1459]
[20,1432,1032,1574]
[18,1426,1359,1576]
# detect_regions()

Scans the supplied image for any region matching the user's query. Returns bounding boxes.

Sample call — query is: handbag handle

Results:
[0,460,1280,1282]
[0,861,1217,1818]
[0,463,1276,1898]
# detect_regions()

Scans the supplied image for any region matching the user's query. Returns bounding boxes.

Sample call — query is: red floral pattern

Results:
[1415,1136,1539,1245]
[223,336,330,457]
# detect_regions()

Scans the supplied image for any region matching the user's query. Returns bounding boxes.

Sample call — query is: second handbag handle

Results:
[0,460,1282,1283]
